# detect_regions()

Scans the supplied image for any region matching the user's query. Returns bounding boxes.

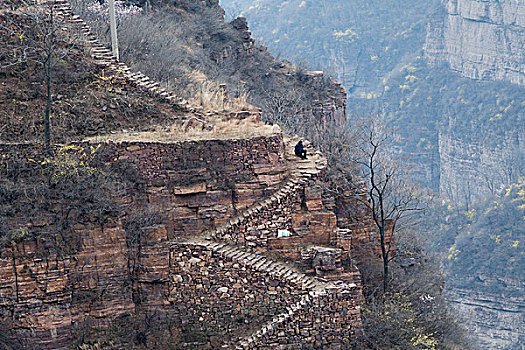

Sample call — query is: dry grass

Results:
[189,80,254,112]
[85,116,280,143]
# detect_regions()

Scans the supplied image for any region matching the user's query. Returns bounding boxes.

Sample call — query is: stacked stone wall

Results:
[0,134,288,240]
[93,135,286,239]
[0,134,291,348]
[90,134,286,190]
[212,178,303,248]
[238,284,362,349]
[166,242,361,349]
[212,171,342,260]
[0,142,368,350]
[0,220,363,349]
[167,243,307,348]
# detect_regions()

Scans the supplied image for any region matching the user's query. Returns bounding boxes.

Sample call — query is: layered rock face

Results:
[438,119,524,203]
[0,223,133,349]
[424,2,525,347]
[425,0,525,85]
[89,135,288,239]
[447,281,525,350]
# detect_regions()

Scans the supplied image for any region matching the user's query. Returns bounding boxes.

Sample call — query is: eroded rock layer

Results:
[425,0,525,85]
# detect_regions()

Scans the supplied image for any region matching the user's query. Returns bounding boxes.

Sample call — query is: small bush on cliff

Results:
[307,119,469,349]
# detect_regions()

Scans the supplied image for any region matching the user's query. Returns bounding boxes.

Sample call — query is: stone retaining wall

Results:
[0,133,289,240]
[89,134,286,190]
[212,178,303,248]
[166,242,361,349]
[167,243,308,348]
[238,284,362,350]
[0,221,363,349]
[92,135,287,239]
[211,171,340,259]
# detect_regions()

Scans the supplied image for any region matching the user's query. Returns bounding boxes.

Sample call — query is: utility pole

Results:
[108,0,119,60]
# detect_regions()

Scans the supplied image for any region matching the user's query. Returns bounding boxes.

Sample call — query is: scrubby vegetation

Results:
[361,249,469,350]
[70,0,333,114]
[425,179,524,296]
[0,145,126,254]
[351,59,524,181]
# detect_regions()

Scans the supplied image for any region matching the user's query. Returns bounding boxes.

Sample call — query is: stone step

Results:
[235,294,310,349]
[253,259,267,269]
[34,0,192,113]
[219,246,236,254]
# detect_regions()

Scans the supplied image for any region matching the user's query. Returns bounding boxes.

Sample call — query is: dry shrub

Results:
[0,148,124,253]
[190,80,253,111]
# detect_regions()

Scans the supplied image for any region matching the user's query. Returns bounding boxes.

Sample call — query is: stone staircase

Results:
[44,0,199,113]
[176,237,351,349]
[2,2,364,349]
[209,136,327,242]
[179,137,339,348]
[236,293,312,349]
[183,240,322,291]
[43,0,331,273]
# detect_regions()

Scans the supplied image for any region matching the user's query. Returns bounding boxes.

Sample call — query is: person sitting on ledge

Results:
[295,140,307,159]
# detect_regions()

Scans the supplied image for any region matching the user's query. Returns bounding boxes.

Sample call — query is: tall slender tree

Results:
[1,0,80,155]
[353,121,425,292]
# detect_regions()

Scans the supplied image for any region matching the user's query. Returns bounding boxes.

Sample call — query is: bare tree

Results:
[260,86,307,129]
[1,0,81,155]
[352,120,425,293]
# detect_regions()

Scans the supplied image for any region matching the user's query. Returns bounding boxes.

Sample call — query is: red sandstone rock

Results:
[172,182,207,195]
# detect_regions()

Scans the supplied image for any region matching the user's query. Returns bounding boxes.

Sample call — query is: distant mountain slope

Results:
[426,180,525,349]
[223,0,436,93]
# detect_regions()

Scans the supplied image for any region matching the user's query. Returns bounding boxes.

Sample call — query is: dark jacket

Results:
[295,142,304,156]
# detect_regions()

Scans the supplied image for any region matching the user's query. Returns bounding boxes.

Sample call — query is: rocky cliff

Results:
[0,1,371,348]
[426,2,525,338]
[425,0,525,85]
[447,283,525,349]
[438,101,525,204]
